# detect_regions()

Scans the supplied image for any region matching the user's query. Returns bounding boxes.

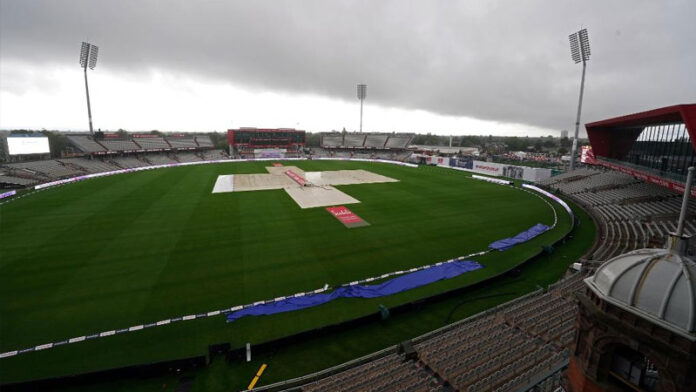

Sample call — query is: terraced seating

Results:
[111,156,149,169]
[201,150,227,160]
[58,158,121,174]
[302,354,442,392]
[385,135,413,149]
[175,152,204,162]
[195,136,214,147]
[1,151,229,188]
[550,170,637,195]
[133,137,170,150]
[548,272,586,297]
[344,134,366,148]
[543,168,696,260]
[144,155,177,165]
[364,134,388,148]
[537,168,599,186]
[5,160,84,178]
[293,272,584,392]
[166,138,198,148]
[66,135,107,153]
[321,134,344,147]
[99,139,141,152]
[0,175,38,186]
[490,350,569,392]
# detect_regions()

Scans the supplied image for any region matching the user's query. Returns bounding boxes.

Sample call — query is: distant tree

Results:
[207,132,228,150]
[560,137,571,148]
[43,131,67,158]
[305,132,321,147]
[558,147,569,155]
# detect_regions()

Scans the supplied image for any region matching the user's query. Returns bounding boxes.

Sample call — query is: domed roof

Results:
[585,247,696,338]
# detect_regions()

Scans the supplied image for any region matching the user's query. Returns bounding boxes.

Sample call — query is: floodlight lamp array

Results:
[357,84,367,100]
[88,45,99,69]
[79,42,99,70]
[80,42,90,68]
[579,29,591,59]
[569,29,590,64]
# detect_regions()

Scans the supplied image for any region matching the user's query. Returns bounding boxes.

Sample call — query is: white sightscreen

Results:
[7,137,51,155]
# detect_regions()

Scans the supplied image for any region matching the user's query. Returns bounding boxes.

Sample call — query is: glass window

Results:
[620,122,694,179]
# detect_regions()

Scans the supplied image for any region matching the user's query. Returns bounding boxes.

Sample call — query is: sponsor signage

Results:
[326,206,370,228]
[580,145,596,164]
[284,170,307,186]
[447,159,551,182]
[474,163,501,174]
[0,190,17,199]
[132,134,159,138]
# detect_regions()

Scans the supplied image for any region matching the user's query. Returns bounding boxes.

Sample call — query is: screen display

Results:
[7,137,51,155]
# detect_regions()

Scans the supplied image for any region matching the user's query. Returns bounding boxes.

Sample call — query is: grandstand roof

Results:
[585,247,696,339]
[585,104,696,158]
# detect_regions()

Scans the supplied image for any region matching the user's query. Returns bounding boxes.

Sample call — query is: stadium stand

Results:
[0,149,229,188]
[99,139,141,152]
[315,132,414,163]
[66,135,107,153]
[310,147,413,162]
[175,152,204,162]
[364,134,389,149]
[143,154,178,165]
[201,150,228,160]
[320,133,414,151]
[302,353,444,392]
[166,137,198,149]
[4,160,84,178]
[195,135,214,147]
[0,175,38,186]
[66,134,216,154]
[132,137,170,150]
[343,134,367,148]
[321,134,344,147]
[277,273,584,392]
[110,156,150,169]
[59,158,121,173]
[385,135,412,149]
[540,167,696,260]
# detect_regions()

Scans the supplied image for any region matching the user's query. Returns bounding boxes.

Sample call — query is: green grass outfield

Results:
[0,160,572,384]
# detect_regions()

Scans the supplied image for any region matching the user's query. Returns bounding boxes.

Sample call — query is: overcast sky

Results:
[1,1,694,136]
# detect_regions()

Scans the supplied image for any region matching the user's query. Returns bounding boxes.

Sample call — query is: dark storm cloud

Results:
[1,0,694,132]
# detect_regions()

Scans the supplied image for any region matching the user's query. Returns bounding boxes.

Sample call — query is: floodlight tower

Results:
[79,42,99,134]
[568,28,590,171]
[357,84,367,132]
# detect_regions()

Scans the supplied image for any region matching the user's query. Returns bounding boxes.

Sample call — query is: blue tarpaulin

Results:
[488,223,550,251]
[225,260,482,323]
